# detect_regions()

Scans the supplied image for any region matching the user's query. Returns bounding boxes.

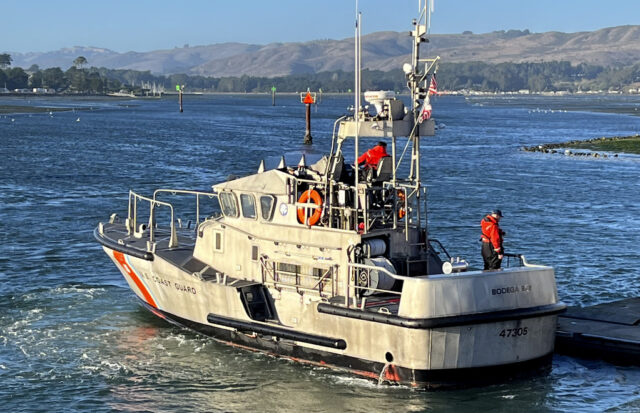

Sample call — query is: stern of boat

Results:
[398,264,565,369]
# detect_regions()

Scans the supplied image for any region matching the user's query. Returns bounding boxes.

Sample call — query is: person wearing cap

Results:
[481,209,506,270]
[358,141,388,170]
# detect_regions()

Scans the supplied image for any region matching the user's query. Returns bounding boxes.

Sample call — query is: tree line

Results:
[437,61,640,92]
[0,54,124,93]
[1,52,639,94]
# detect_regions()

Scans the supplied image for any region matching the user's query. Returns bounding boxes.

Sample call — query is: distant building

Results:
[32,88,53,94]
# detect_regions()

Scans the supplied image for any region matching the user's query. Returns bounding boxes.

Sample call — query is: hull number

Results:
[499,327,528,337]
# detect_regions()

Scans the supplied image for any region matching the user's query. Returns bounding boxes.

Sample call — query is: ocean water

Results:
[1,94,639,412]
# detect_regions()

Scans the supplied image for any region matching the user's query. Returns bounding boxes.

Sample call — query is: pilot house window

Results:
[219,192,238,217]
[240,194,256,219]
[260,195,275,221]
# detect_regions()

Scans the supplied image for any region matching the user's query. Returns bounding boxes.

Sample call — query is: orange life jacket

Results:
[481,215,504,252]
[357,145,388,169]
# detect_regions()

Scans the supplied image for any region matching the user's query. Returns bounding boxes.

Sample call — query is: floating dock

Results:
[555,298,640,365]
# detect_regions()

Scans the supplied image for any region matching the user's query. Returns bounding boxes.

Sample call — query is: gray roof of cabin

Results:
[212,170,289,195]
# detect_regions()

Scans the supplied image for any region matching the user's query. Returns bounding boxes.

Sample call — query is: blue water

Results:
[1,94,639,411]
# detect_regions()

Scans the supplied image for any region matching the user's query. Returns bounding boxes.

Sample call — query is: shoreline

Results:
[0,105,79,114]
[2,94,639,119]
[522,135,640,157]
[0,105,94,114]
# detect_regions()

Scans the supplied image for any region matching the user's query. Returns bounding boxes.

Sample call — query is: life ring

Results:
[297,189,323,225]
[397,189,406,219]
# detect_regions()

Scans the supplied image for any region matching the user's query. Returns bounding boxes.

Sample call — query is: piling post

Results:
[177,84,184,112]
[271,86,277,106]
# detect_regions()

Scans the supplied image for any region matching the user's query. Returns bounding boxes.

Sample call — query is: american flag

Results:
[418,96,432,123]
[428,75,438,96]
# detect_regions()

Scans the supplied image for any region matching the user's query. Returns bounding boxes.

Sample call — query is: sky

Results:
[2,0,640,53]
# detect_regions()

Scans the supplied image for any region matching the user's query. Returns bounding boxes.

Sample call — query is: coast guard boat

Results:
[95,2,565,388]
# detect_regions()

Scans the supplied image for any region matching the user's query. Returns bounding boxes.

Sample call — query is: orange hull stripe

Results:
[113,250,158,308]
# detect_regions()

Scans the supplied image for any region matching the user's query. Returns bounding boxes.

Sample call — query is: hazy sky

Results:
[3,0,639,53]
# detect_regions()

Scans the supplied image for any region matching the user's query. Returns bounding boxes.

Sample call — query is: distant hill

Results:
[8,26,640,77]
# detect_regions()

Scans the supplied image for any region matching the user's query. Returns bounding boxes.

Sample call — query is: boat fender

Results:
[297,189,323,225]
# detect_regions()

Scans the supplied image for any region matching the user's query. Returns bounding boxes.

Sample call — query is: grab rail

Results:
[343,254,541,308]
[503,253,532,267]
[128,190,177,248]
[153,188,219,227]
[345,262,404,307]
[127,188,219,249]
[259,256,337,297]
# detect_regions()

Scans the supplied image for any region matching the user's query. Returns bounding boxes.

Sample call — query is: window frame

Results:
[219,192,239,218]
[213,230,223,252]
[260,195,276,221]
[240,193,257,220]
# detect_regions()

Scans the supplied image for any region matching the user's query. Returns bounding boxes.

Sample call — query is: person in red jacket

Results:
[481,209,505,270]
[358,141,388,169]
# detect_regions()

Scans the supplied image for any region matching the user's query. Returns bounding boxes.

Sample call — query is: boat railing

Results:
[428,239,535,270]
[503,253,533,268]
[344,262,403,307]
[428,239,452,261]
[152,188,220,228]
[128,190,178,248]
[343,254,542,308]
[127,189,219,249]
[292,173,422,235]
[259,256,338,298]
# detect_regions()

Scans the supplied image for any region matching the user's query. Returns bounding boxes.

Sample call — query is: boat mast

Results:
[333,0,437,234]
[408,0,436,231]
[354,2,362,214]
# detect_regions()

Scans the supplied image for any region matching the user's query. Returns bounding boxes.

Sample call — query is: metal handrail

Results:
[128,190,177,248]
[153,188,219,227]
[343,253,540,308]
[292,177,420,233]
[347,255,538,290]
[503,253,533,267]
[428,239,452,260]
[259,256,336,297]
[345,263,401,307]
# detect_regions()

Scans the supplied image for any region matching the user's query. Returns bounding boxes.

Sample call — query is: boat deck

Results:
[556,298,640,365]
[97,221,196,254]
[96,222,274,286]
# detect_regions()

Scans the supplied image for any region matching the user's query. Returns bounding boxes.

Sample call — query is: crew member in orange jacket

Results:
[358,141,388,169]
[481,209,505,270]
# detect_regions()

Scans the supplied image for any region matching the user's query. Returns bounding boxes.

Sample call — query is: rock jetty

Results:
[522,134,640,158]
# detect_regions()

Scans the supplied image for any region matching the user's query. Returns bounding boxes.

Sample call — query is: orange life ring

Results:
[397,189,406,219]
[297,189,323,225]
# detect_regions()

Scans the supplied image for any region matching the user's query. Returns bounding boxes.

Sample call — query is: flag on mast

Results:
[428,75,438,96]
[418,95,432,123]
